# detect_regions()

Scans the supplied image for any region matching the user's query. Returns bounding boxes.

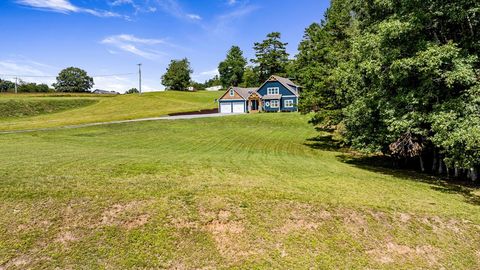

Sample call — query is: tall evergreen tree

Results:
[218,46,247,88]
[251,32,289,82]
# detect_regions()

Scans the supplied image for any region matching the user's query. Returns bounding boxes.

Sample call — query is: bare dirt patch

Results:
[0,255,32,270]
[273,201,332,234]
[56,231,78,245]
[100,201,151,229]
[342,209,368,234]
[398,212,412,223]
[201,209,251,260]
[366,241,442,266]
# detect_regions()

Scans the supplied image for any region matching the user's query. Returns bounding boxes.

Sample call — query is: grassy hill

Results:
[0,98,98,118]
[0,113,479,269]
[0,91,222,131]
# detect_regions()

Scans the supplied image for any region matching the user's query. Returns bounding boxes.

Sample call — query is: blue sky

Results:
[0,0,328,92]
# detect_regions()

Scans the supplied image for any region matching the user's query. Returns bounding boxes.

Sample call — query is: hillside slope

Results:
[0,91,222,131]
[0,113,479,269]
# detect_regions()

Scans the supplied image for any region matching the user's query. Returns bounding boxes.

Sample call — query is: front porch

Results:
[248,93,262,113]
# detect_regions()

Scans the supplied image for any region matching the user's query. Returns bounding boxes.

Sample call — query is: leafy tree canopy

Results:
[294,0,480,180]
[54,67,94,93]
[161,58,193,91]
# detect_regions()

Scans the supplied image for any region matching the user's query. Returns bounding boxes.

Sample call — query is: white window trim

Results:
[284,99,294,108]
[229,89,234,96]
[267,87,280,95]
[270,100,280,108]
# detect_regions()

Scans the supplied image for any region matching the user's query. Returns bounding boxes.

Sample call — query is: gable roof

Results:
[260,75,300,96]
[219,87,257,100]
[235,87,258,99]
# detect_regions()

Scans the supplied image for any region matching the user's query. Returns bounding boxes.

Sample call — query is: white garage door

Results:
[220,103,233,114]
[232,102,245,113]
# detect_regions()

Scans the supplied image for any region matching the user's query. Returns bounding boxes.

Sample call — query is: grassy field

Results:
[0,113,479,269]
[0,91,221,131]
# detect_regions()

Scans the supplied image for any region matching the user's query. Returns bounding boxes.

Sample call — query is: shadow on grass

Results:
[305,134,480,206]
[337,154,480,206]
[304,134,345,152]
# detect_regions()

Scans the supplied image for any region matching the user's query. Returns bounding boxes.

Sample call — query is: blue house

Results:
[218,75,300,114]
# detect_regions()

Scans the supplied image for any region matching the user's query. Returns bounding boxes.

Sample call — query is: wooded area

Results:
[293,0,480,181]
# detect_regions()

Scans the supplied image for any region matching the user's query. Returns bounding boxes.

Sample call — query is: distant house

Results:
[187,86,196,91]
[92,89,120,95]
[218,75,300,114]
[206,85,223,91]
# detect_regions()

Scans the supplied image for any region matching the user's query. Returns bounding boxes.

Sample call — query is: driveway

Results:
[0,113,241,135]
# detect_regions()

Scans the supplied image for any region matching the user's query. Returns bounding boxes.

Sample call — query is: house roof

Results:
[271,75,299,95]
[232,87,258,100]
[262,94,282,100]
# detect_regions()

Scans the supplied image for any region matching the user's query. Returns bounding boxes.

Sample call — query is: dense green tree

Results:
[296,0,480,180]
[218,46,247,88]
[125,88,139,94]
[17,80,51,93]
[251,32,289,82]
[240,66,260,87]
[161,58,193,91]
[0,79,15,92]
[54,67,94,93]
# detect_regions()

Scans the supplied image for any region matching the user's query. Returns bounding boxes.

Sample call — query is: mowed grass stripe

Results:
[0,113,479,268]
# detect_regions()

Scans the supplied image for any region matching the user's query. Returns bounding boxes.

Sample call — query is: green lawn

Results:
[0,113,479,269]
[0,91,222,131]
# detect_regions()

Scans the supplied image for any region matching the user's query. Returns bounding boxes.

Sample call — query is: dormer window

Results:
[229,89,234,96]
[267,87,280,95]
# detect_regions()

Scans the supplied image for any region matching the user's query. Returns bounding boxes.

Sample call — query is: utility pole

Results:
[137,63,142,94]
[14,77,18,94]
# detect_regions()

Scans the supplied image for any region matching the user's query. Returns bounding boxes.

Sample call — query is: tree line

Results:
[0,79,52,93]
[292,0,479,181]
[161,32,290,90]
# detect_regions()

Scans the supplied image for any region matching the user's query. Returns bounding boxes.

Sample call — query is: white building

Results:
[206,85,223,91]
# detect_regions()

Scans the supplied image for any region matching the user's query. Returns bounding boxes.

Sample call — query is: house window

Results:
[267,87,280,95]
[229,89,234,96]
[270,100,279,108]
[284,99,294,108]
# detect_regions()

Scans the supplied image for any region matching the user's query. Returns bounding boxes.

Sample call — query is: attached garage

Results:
[232,102,245,113]
[219,101,245,114]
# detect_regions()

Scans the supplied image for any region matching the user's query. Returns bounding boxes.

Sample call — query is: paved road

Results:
[0,113,240,135]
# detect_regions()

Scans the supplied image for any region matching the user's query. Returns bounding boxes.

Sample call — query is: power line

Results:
[0,72,136,78]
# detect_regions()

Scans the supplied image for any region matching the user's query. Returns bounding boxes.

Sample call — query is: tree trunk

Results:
[473,168,479,182]
[419,155,425,172]
[454,166,459,178]
[432,150,437,173]
[438,159,444,175]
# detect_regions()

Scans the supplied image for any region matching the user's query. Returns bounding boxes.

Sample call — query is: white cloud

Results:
[227,0,237,5]
[155,0,201,21]
[0,59,56,86]
[16,0,127,19]
[103,34,166,45]
[207,4,259,35]
[101,34,168,60]
[108,0,157,15]
[192,68,219,82]
[187,14,201,20]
